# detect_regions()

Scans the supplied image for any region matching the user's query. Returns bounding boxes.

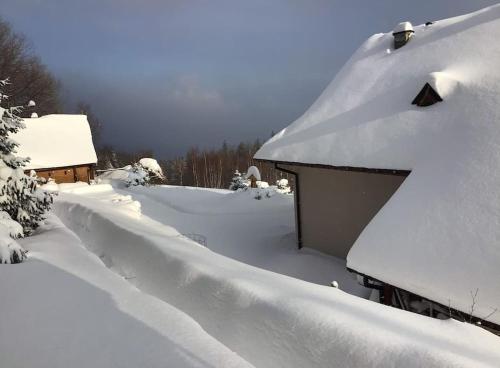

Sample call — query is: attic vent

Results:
[393,22,414,49]
[412,83,443,107]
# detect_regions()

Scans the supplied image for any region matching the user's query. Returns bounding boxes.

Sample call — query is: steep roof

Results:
[255,4,500,323]
[13,114,97,170]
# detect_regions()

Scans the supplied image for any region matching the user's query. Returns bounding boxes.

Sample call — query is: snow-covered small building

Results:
[255,5,500,328]
[13,114,97,183]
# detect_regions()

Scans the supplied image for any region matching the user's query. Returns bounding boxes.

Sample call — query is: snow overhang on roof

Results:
[13,114,98,170]
[255,4,500,323]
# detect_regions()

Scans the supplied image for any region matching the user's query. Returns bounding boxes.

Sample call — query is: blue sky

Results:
[2,0,498,158]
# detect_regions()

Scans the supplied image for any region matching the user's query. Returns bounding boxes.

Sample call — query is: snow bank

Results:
[0,216,252,368]
[123,185,360,290]
[255,4,500,323]
[53,187,500,368]
[13,114,97,169]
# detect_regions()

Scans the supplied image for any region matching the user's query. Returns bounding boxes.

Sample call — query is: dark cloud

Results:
[2,0,499,158]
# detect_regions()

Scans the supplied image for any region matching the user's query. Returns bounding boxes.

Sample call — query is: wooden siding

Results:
[27,164,95,184]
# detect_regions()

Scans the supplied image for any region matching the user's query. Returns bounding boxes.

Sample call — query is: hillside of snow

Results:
[255,4,500,324]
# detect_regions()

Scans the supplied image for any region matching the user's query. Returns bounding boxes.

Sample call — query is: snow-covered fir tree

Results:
[229,170,248,191]
[124,158,165,187]
[0,79,53,264]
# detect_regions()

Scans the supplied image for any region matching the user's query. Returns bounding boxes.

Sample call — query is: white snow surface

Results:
[0,215,251,368]
[12,114,97,170]
[255,4,500,324]
[30,183,500,367]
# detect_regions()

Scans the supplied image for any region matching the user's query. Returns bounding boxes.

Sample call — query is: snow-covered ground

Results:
[0,214,251,368]
[4,182,495,367]
[122,185,367,294]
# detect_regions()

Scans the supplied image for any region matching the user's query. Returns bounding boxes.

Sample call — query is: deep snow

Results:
[0,215,252,368]
[123,184,366,293]
[42,183,500,368]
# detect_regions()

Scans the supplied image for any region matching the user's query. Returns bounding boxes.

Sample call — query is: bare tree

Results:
[0,18,60,115]
[76,102,102,146]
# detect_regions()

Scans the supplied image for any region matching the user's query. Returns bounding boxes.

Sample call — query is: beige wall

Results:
[280,164,407,259]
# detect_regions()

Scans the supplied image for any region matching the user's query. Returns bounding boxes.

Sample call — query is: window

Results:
[412,83,443,107]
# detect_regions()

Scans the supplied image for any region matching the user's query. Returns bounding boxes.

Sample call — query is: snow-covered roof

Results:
[13,114,97,170]
[255,4,500,323]
[393,21,414,34]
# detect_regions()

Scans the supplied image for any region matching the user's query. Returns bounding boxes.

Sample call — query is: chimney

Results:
[392,22,414,49]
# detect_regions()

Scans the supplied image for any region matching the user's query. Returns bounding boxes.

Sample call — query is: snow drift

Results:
[53,185,500,368]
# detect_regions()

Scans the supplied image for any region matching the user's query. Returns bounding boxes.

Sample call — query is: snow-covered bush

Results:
[0,79,53,263]
[138,158,165,184]
[99,158,165,187]
[229,170,249,191]
[276,178,291,194]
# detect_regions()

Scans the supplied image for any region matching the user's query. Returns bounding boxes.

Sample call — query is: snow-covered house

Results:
[255,5,500,328]
[13,114,97,183]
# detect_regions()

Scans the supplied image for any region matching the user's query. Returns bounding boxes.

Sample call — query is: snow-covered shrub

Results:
[99,158,165,187]
[138,158,166,185]
[256,180,269,189]
[125,164,149,187]
[229,170,249,191]
[0,79,54,263]
[276,178,291,194]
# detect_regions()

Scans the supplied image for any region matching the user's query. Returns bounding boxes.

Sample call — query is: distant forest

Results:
[96,140,294,190]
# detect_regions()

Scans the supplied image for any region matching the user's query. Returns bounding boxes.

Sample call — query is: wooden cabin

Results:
[13,114,98,183]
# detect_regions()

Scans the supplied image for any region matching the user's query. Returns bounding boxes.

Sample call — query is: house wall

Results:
[28,164,95,184]
[279,164,407,259]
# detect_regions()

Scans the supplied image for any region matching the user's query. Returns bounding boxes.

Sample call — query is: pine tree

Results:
[229,169,248,191]
[0,79,53,263]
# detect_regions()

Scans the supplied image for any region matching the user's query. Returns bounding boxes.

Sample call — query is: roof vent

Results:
[393,22,414,49]
[412,83,443,107]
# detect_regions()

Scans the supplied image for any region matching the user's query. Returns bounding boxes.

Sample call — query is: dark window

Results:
[393,31,414,49]
[412,83,443,107]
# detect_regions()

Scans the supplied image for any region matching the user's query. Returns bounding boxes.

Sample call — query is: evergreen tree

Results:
[228,169,248,191]
[0,79,53,263]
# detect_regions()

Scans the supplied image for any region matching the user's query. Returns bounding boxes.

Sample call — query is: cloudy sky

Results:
[2,0,498,158]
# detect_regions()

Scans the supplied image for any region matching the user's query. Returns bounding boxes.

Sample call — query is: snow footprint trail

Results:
[53,187,500,368]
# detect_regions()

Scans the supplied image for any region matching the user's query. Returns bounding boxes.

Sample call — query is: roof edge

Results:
[255,158,411,177]
[23,162,97,171]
